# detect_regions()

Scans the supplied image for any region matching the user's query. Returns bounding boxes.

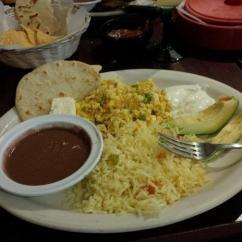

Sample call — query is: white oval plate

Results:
[0,69,242,233]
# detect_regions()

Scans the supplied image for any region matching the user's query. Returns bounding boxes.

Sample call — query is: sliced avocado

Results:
[204,112,242,162]
[172,97,239,135]
[211,111,242,144]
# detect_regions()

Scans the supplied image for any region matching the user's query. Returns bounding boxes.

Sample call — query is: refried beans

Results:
[4,127,91,185]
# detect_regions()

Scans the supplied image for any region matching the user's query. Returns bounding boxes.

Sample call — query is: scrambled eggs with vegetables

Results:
[76,79,171,136]
[66,79,207,215]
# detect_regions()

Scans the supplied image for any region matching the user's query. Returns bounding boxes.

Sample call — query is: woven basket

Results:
[0,6,90,69]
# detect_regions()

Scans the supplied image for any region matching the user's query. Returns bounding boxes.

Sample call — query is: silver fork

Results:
[159,133,242,160]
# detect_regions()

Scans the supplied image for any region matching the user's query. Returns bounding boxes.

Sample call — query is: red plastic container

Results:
[175,0,242,51]
[185,0,242,25]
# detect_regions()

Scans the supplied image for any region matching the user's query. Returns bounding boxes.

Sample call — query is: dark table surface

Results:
[0,8,242,242]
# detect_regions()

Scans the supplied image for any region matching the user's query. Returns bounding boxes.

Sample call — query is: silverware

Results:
[159,133,242,160]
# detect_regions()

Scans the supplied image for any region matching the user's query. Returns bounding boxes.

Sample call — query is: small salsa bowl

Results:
[0,115,103,197]
[100,13,152,49]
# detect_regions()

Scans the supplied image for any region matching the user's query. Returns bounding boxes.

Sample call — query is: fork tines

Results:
[159,133,203,160]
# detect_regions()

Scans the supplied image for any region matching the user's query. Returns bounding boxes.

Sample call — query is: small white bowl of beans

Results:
[0,115,103,197]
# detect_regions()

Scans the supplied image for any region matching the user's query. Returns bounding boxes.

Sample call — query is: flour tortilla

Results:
[15,0,60,35]
[15,60,101,121]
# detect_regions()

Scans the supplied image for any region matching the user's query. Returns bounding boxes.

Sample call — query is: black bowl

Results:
[100,13,152,49]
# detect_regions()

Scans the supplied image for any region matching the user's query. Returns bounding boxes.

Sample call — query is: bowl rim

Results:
[0,114,103,197]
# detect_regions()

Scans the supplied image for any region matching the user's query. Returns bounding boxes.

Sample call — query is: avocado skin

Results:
[172,97,239,135]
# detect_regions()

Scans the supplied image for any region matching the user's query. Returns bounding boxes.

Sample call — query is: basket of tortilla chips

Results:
[0,0,90,69]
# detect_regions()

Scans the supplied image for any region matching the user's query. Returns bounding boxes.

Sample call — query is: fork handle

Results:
[217,143,242,150]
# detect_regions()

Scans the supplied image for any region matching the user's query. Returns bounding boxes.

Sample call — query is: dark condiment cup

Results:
[100,13,152,50]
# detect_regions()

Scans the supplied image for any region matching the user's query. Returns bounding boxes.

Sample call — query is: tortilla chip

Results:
[21,25,60,46]
[0,30,33,48]
[15,60,101,121]
[21,25,37,45]
[36,30,59,45]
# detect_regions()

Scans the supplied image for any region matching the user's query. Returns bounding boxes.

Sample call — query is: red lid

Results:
[185,0,242,25]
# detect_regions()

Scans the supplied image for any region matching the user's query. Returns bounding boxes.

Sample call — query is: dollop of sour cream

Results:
[165,85,215,117]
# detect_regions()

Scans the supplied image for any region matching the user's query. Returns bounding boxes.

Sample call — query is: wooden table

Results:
[0,13,242,242]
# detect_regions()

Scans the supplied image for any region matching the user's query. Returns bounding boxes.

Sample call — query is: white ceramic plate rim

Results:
[74,0,101,5]
[74,0,101,6]
[0,69,242,233]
